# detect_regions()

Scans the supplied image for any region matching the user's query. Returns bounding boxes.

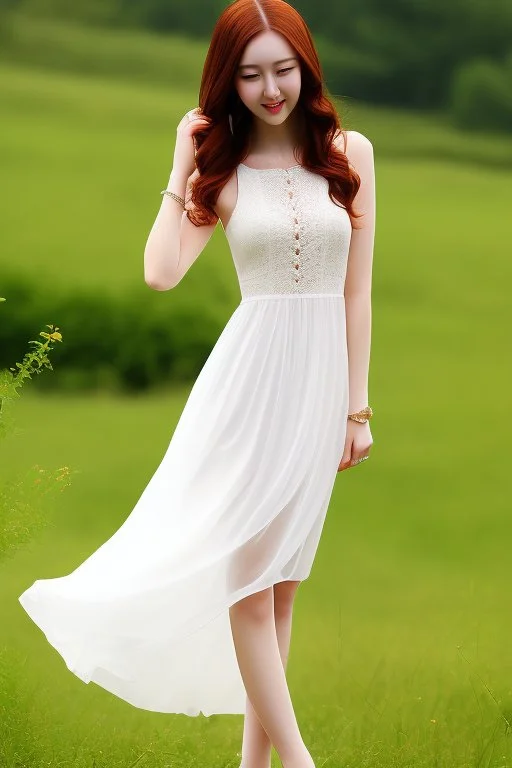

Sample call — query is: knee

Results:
[229,586,273,622]
[273,580,301,618]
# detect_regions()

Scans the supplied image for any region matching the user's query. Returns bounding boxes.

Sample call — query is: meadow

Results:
[1,22,512,767]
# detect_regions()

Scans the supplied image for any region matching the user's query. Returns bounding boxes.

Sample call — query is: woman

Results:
[19,1,375,766]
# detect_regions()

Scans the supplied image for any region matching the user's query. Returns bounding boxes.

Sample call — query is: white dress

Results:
[18,162,353,717]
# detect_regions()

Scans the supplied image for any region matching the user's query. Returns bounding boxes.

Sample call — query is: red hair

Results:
[187,0,361,228]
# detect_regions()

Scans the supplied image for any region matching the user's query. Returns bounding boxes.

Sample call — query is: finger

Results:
[339,453,352,470]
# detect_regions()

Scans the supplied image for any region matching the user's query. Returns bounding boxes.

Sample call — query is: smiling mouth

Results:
[262,100,285,107]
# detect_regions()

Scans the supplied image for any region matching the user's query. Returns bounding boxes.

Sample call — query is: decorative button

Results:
[295,248,300,255]
[289,191,293,198]
[295,233,299,240]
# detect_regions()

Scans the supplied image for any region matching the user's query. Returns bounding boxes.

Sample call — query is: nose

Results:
[263,73,280,101]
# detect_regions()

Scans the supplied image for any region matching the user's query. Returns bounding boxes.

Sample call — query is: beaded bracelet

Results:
[161,189,185,208]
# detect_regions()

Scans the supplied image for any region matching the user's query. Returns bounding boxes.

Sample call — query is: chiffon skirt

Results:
[18,293,349,716]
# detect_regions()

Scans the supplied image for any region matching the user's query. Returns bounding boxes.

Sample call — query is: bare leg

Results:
[238,580,300,768]
[229,581,313,768]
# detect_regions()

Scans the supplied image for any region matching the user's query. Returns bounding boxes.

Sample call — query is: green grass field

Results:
[1,385,511,767]
[1,28,512,768]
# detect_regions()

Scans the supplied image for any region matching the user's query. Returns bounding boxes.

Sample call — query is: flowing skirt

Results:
[18,293,349,716]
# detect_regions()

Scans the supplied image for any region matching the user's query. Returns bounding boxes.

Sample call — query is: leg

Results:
[230,581,312,768]
[239,580,301,768]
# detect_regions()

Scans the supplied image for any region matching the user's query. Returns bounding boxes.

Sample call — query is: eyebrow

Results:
[238,57,297,70]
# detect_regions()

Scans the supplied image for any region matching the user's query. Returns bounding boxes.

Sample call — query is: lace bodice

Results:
[224,163,352,300]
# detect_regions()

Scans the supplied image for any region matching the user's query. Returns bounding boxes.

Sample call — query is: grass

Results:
[1,19,512,767]
[1,385,512,767]
[1,59,511,315]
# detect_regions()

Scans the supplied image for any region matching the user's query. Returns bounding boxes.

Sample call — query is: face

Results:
[234,30,302,124]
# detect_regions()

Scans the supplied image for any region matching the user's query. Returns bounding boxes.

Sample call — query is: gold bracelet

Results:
[347,405,373,423]
[160,189,185,208]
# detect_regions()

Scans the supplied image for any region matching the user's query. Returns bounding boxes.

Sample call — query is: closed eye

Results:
[241,67,295,80]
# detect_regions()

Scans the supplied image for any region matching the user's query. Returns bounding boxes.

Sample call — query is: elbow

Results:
[144,253,180,291]
[144,269,180,291]
[144,275,178,291]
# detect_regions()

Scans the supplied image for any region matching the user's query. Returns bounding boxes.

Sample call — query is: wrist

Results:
[347,405,373,424]
[348,403,368,414]
[168,168,189,193]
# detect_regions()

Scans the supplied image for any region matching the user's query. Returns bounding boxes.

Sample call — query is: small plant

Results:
[0,298,74,563]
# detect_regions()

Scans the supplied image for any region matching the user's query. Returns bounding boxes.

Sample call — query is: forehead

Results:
[238,30,297,69]
[237,56,297,70]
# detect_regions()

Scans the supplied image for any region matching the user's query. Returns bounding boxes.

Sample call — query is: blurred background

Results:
[1,1,511,767]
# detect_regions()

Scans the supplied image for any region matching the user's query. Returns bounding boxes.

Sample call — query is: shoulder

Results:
[333,130,373,161]
[333,130,374,187]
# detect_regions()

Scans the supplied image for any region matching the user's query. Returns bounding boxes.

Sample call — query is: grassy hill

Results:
[1,21,512,766]
[1,55,511,303]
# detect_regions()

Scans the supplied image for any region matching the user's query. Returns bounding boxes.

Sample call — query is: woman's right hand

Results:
[173,108,212,179]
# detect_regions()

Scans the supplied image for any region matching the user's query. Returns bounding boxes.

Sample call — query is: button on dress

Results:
[18,162,353,717]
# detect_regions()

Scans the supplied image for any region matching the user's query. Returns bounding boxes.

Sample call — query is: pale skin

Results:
[144,27,374,768]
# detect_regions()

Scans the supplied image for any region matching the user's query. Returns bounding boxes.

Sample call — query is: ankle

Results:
[239,762,271,768]
[281,745,315,768]
[239,749,272,768]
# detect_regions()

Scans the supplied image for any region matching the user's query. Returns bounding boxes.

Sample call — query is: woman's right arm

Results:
[143,109,218,291]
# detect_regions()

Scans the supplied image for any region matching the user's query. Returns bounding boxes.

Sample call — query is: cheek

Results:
[236,81,257,106]
[289,73,302,97]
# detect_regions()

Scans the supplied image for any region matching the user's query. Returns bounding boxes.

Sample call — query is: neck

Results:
[248,105,306,159]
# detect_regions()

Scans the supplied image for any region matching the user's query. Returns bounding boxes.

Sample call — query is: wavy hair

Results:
[187,0,361,228]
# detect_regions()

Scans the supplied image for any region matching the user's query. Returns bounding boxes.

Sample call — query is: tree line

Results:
[2,0,512,129]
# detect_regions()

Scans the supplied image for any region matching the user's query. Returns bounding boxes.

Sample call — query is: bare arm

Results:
[143,109,218,291]
[342,130,376,413]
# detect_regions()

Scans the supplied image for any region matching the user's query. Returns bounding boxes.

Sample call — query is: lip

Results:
[262,99,285,113]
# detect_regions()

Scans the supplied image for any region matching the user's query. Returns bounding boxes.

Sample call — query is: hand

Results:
[173,107,212,179]
[338,419,373,472]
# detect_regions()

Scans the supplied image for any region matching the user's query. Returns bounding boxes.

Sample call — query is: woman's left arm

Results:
[337,130,376,470]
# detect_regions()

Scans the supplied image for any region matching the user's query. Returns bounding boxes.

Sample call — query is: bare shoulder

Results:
[334,130,373,160]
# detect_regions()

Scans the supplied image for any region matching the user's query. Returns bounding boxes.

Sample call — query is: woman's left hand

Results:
[338,419,373,472]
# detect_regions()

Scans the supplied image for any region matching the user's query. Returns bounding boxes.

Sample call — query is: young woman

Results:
[19,1,375,766]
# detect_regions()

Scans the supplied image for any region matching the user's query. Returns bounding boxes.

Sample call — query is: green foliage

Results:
[315,34,389,102]
[0,11,206,88]
[0,305,63,438]
[3,0,512,118]
[0,272,227,392]
[0,299,73,564]
[0,462,72,563]
[448,55,512,132]
[1,54,512,394]
[13,0,122,26]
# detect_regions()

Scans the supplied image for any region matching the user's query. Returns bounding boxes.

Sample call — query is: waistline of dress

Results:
[240,292,345,305]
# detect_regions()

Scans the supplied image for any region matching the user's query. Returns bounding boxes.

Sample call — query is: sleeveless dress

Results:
[18,162,353,717]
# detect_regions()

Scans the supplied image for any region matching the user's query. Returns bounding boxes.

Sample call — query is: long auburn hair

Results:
[187,0,361,228]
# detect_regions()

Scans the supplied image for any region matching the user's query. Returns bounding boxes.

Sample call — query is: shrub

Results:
[0,272,227,392]
[448,56,512,133]
[0,298,73,564]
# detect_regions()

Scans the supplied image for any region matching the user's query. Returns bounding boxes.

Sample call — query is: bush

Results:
[0,299,73,565]
[315,34,390,103]
[448,56,512,133]
[0,272,227,393]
